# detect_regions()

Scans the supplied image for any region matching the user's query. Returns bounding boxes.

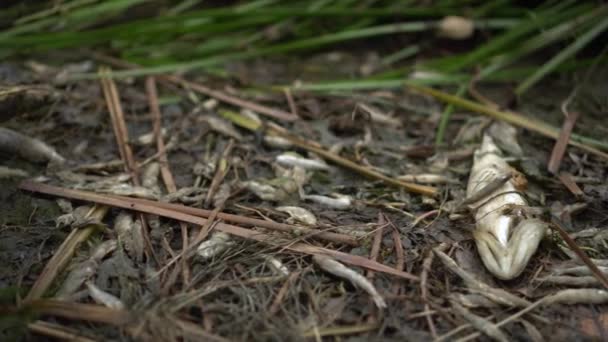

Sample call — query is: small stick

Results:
[421,250,438,338]
[388,216,405,294]
[366,213,386,279]
[24,206,108,302]
[146,76,191,284]
[20,181,418,281]
[204,140,234,206]
[548,111,580,174]
[92,53,298,122]
[269,271,301,315]
[101,70,156,263]
[457,173,512,209]
[557,171,584,197]
[550,215,608,290]
[28,320,96,342]
[283,87,299,118]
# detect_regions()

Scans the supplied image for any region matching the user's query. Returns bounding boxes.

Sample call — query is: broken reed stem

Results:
[204,139,234,206]
[269,271,301,315]
[146,76,191,285]
[219,110,438,197]
[367,213,386,279]
[24,205,108,302]
[407,84,608,161]
[20,181,416,280]
[550,216,608,290]
[548,111,580,174]
[92,52,298,122]
[29,321,96,342]
[421,249,438,339]
[100,69,157,264]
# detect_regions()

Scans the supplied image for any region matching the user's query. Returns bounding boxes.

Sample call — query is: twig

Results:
[204,140,234,206]
[548,111,580,174]
[101,69,156,263]
[421,249,438,338]
[24,205,108,302]
[269,271,301,315]
[550,215,608,290]
[20,181,418,281]
[146,76,191,285]
[92,53,298,122]
[29,320,96,342]
[366,213,385,279]
[283,87,299,118]
[557,172,584,197]
[39,184,357,245]
[388,216,405,294]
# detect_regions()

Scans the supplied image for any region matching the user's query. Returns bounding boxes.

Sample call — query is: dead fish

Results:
[313,255,386,309]
[100,183,159,199]
[302,193,352,210]
[276,152,330,171]
[0,127,65,164]
[197,232,233,259]
[264,135,293,149]
[134,128,167,146]
[262,255,290,277]
[85,281,125,310]
[276,206,317,225]
[114,212,144,262]
[397,173,456,184]
[0,166,29,178]
[467,135,547,280]
[202,116,243,141]
[242,180,288,201]
[56,240,117,299]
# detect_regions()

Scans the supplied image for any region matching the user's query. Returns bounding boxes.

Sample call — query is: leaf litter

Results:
[1,56,608,342]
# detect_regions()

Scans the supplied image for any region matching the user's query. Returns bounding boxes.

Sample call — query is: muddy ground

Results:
[1,56,608,341]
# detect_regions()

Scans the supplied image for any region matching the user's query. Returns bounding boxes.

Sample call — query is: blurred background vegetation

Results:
[1,0,607,144]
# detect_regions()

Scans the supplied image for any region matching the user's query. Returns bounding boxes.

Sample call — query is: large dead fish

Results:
[466,134,547,280]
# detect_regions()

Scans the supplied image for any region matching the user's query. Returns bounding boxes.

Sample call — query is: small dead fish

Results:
[358,103,402,127]
[197,232,233,259]
[86,281,125,310]
[276,206,317,225]
[202,116,243,141]
[264,135,293,149]
[313,255,386,309]
[141,162,161,192]
[55,205,92,228]
[302,193,352,210]
[0,127,65,164]
[134,128,167,146]
[544,288,608,305]
[397,173,455,184]
[114,212,144,262]
[276,152,330,171]
[56,240,117,298]
[0,166,29,178]
[242,180,288,201]
[262,255,290,277]
[100,183,159,199]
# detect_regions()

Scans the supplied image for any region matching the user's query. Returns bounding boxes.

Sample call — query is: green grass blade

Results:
[516,14,608,94]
